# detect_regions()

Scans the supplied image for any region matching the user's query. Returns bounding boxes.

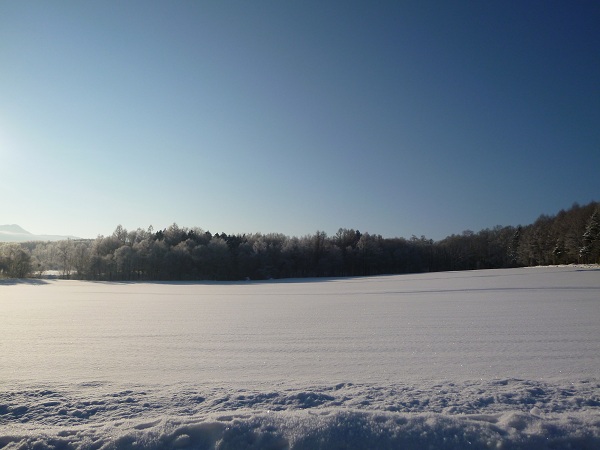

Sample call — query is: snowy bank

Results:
[1,380,599,449]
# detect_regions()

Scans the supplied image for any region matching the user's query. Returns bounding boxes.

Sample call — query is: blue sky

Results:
[1,1,599,240]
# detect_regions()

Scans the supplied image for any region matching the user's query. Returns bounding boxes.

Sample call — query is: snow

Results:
[1,267,599,449]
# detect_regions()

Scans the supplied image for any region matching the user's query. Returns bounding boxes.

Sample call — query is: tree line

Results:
[1,201,599,281]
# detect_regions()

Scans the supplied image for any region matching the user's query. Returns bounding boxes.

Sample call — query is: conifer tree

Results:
[580,209,600,263]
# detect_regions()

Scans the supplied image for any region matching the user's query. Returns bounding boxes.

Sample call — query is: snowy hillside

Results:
[0,224,79,242]
[1,267,598,449]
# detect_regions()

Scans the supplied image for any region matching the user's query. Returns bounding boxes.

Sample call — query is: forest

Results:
[1,201,599,281]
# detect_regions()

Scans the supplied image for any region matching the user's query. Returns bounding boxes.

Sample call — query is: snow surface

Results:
[1,267,599,449]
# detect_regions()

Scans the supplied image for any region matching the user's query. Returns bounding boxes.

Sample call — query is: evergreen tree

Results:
[580,209,600,263]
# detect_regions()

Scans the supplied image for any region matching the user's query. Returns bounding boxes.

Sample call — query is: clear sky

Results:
[1,1,599,240]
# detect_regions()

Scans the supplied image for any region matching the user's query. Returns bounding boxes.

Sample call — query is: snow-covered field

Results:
[1,267,599,449]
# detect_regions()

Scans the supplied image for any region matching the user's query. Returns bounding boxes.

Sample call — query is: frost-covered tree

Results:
[0,244,32,278]
[357,232,384,275]
[57,239,74,278]
[114,245,135,280]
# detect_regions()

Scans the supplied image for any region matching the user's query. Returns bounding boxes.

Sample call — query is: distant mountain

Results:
[0,224,31,235]
[0,224,81,242]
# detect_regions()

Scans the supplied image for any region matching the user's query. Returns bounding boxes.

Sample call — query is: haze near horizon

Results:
[1,1,599,240]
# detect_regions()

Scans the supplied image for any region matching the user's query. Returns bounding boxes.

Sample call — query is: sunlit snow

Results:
[1,267,599,449]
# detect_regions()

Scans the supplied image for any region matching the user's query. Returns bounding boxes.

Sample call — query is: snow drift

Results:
[1,380,599,449]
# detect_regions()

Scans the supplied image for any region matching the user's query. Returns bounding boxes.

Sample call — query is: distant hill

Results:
[0,224,80,242]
